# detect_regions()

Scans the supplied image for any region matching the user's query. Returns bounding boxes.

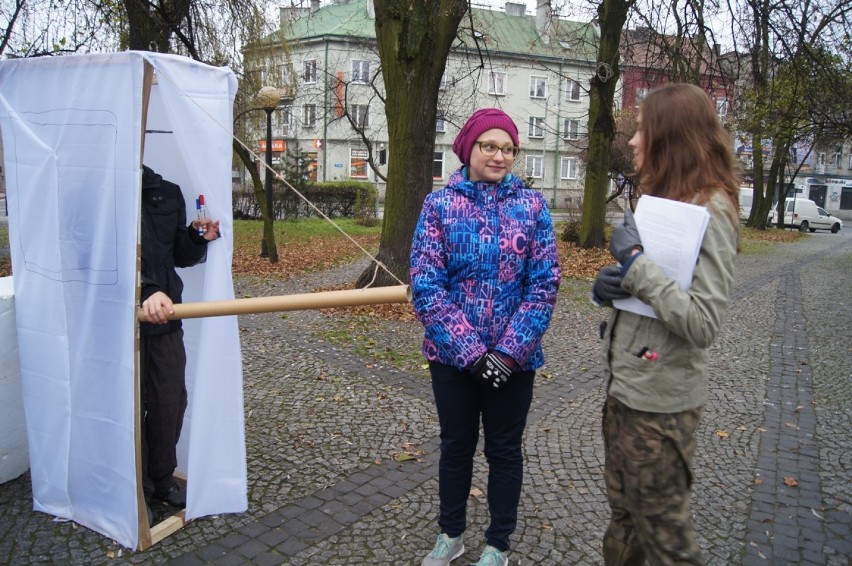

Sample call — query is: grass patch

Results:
[739,226,804,255]
[0,223,9,278]
[317,315,425,373]
[232,218,380,247]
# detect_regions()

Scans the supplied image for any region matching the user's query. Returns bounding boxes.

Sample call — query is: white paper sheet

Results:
[613,196,710,318]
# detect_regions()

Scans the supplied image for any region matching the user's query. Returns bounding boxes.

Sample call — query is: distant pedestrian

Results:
[410,108,561,566]
[591,83,740,565]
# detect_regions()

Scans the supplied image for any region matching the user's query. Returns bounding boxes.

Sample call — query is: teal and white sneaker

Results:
[470,544,508,566]
[422,533,465,566]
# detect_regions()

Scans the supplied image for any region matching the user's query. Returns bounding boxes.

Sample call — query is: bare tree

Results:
[724,0,851,229]
[579,0,636,248]
[356,0,468,287]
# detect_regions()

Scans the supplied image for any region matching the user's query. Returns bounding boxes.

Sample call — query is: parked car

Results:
[769,198,843,233]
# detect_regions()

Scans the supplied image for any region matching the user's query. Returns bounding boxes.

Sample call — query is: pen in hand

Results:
[196,195,207,236]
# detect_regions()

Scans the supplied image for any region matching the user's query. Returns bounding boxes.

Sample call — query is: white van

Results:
[770,198,843,233]
[738,188,753,222]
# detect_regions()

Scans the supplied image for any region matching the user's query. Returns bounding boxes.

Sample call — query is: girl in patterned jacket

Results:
[411,108,561,566]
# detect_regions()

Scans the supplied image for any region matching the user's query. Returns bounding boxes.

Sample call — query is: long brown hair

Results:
[635,83,740,227]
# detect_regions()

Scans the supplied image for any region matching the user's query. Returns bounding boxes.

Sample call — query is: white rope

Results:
[154,67,406,288]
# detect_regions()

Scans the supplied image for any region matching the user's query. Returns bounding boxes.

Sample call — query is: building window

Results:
[489,71,507,95]
[833,145,842,167]
[278,64,291,85]
[563,118,580,140]
[530,76,547,98]
[525,155,543,178]
[561,157,577,179]
[436,110,447,133]
[303,104,317,129]
[433,151,444,180]
[528,116,545,138]
[350,104,370,129]
[716,97,728,121]
[277,102,292,134]
[817,152,826,165]
[635,87,649,106]
[351,60,370,84]
[303,151,318,181]
[848,154,852,169]
[248,68,266,84]
[303,59,317,83]
[565,79,581,102]
[350,148,368,178]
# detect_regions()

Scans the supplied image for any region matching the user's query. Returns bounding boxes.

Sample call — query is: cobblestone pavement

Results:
[0,228,850,565]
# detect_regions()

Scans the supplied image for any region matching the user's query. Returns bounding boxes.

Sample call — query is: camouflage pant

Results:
[601,395,704,566]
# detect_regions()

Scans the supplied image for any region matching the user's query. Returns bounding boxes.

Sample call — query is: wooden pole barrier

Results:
[137,285,411,322]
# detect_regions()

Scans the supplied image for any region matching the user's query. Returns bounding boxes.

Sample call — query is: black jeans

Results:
[430,361,534,552]
[140,329,188,501]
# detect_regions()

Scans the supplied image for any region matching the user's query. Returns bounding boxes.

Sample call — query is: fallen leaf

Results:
[470,487,484,498]
[811,508,824,520]
[393,452,416,462]
[783,477,799,487]
[715,430,729,438]
[754,478,763,485]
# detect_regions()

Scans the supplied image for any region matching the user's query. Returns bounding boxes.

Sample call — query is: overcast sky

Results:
[471,0,596,21]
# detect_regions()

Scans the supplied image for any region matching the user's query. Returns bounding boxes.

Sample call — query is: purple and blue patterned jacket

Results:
[409,168,561,371]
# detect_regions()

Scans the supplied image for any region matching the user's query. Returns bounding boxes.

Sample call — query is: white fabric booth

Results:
[0,52,246,550]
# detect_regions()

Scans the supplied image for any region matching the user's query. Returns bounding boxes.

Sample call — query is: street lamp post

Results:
[256,86,280,258]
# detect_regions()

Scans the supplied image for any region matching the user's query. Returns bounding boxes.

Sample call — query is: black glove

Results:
[592,265,631,304]
[470,352,513,390]
[609,208,643,265]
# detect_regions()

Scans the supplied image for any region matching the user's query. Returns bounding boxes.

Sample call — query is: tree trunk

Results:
[357,0,467,288]
[579,0,634,248]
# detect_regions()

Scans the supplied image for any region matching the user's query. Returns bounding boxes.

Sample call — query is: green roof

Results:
[276,0,375,42]
[266,0,598,64]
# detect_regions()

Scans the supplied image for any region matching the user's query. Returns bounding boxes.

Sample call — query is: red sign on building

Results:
[258,139,286,152]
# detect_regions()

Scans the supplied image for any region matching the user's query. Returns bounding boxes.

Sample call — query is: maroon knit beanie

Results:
[452,108,520,167]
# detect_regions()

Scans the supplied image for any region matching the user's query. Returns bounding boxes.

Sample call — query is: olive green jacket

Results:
[603,193,738,413]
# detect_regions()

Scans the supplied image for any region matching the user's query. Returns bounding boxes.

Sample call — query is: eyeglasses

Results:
[475,141,520,159]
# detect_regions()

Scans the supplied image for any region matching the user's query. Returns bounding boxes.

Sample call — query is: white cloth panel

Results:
[142,54,246,521]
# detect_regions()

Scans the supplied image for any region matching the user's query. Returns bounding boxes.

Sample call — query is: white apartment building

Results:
[242,0,601,208]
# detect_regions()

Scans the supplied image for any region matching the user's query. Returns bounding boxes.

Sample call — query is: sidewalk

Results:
[0,230,850,565]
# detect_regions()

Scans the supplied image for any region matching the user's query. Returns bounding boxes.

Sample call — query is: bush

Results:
[232,180,378,223]
[559,205,583,244]
[561,221,582,244]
